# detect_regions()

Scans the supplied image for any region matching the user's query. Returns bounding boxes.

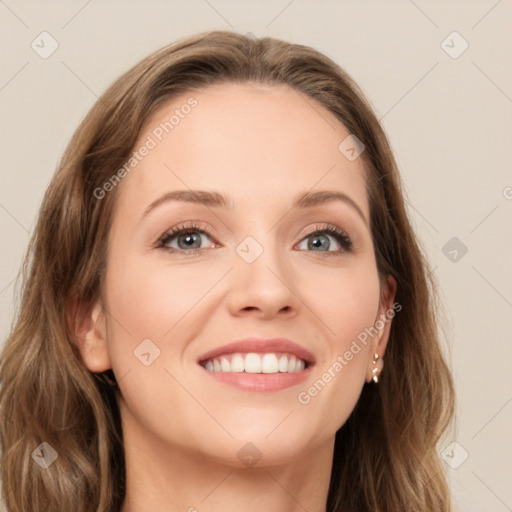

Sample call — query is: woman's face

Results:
[90,82,395,467]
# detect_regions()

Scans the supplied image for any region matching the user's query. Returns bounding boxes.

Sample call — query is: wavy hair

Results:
[0,30,455,511]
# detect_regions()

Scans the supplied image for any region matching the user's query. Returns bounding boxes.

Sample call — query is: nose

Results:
[226,238,300,320]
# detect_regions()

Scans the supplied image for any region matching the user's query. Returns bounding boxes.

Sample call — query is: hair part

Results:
[0,30,455,512]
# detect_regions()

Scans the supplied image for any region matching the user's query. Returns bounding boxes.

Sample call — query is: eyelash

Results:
[156,222,353,257]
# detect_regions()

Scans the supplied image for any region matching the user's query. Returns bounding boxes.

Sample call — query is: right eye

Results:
[156,223,219,255]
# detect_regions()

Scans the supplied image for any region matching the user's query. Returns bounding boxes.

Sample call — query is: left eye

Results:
[296,229,351,253]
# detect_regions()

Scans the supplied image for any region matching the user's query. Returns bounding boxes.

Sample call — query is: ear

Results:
[67,293,111,373]
[365,274,398,383]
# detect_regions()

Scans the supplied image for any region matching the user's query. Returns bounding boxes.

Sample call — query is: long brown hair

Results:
[0,30,455,511]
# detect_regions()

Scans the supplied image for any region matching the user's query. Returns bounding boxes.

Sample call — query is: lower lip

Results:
[199,365,313,392]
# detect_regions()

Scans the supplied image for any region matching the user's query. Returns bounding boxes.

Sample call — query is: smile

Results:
[201,352,307,374]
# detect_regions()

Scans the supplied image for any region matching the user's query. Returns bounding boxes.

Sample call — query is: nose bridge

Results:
[228,228,297,316]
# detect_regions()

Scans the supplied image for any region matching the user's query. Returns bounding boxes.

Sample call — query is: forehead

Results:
[115,82,368,218]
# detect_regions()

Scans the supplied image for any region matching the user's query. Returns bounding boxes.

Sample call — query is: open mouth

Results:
[199,352,310,374]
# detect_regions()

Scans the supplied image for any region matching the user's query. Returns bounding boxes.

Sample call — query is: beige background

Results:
[1,1,511,510]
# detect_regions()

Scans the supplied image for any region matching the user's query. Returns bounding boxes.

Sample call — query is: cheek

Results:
[104,253,219,338]
[297,259,381,346]
[299,261,382,407]
[102,251,232,387]
[295,266,380,427]
[101,254,217,435]
[334,274,381,350]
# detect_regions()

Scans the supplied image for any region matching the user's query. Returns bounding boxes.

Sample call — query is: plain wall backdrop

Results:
[1,1,511,510]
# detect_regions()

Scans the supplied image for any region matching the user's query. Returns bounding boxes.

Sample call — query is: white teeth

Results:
[278,354,288,372]
[203,352,308,374]
[244,353,261,373]
[220,357,231,372]
[261,353,278,373]
[231,354,245,372]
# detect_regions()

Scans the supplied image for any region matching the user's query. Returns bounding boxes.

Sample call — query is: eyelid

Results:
[301,223,350,239]
[157,222,216,245]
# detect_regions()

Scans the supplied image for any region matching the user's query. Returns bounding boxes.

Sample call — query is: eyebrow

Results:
[142,189,367,224]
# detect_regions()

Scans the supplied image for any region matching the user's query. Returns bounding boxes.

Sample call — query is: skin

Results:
[75,82,396,512]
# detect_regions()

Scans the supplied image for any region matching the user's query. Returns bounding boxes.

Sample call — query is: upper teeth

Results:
[203,352,306,374]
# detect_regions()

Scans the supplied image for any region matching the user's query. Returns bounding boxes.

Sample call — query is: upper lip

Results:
[197,338,316,366]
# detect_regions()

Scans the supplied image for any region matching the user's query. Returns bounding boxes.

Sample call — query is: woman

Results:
[0,30,455,511]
